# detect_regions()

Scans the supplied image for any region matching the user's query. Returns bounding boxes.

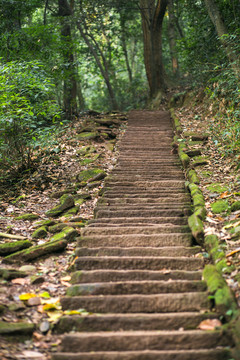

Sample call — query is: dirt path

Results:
[52,110,234,359]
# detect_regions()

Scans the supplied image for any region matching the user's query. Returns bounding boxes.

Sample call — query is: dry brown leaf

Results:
[11,278,28,285]
[198,319,222,330]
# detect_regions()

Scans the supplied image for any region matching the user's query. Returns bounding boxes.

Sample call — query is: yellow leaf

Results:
[43,303,59,312]
[64,309,89,316]
[198,319,222,330]
[39,291,51,299]
[19,293,37,301]
[46,311,63,322]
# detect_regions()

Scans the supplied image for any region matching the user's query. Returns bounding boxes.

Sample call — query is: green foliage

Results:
[0,59,62,172]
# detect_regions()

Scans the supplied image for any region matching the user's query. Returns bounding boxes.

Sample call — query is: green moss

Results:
[188,213,204,245]
[70,271,82,284]
[207,183,228,194]
[211,200,229,214]
[32,226,48,240]
[49,224,68,233]
[77,132,98,141]
[231,201,240,212]
[205,234,219,251]
[50,227,78,242]
[187,169,200,184]
[62,205,80,217]
[46,194,75,217]
[0,321,35,335]
[77,168,103,182]
[179,151,190,169]
[201,170,213,178]
[0,240,32,256]
[75,198,85,206]
[77,145,96,155]
[192,158,209,168]
[15,213,39,221]
[34,219,56,227]
[194,206,207,220]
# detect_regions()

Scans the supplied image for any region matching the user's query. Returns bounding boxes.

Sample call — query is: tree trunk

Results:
[139,0,168,98]
[120,14,133,84]
[58,0,78,117]
[168,0,179,77]
[204,0,239,78]
[77,21,119,110]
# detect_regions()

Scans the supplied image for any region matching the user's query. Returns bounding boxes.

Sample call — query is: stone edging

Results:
[170,107,240,358]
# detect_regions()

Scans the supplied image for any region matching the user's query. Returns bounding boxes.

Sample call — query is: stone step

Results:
[77,233,192,247]
[70,270,203,284]
[61,292,210,312]
[74,256,203,271]
[81,226,191,236]
[52,349,232,360]
[56,330,232,352]
[99,197,190,205]
[66,280,207,296]
[104,181,185,188]
[75,246,201,257]
[95,209,190,218]
[55,312,218,333]
[95,205,191,213]
[103,189,187,195]
[88,217,189,226]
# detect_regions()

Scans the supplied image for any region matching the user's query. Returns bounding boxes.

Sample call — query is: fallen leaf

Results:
[21,350,45,359]
[61,275,71,281]
[39,291,51,299]
[11,278,28,285]
[46,310,63,322]
[60,280,72,287]
[19,293,37,301]
[198,319,222,330]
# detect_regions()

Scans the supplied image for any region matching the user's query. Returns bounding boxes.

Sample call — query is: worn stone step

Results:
[75,246,201,257]
[56,330,232,352]
[78,233,192,247]
[95,209,190,218]
[104,181,185,188]
[61,292,210,312]
[95,205,190,213]
[103,189,187,196]
[70,270,203,284]
[88,217,189,226]
[81,226,191,236]
[100,196,190,204]
[66,280,207,296]
[52,349,232,360]
[55,312,218,333]
[74,256,203,271]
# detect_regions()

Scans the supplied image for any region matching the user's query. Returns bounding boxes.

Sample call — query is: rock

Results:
[75,198,85,206]
[184,132,209,141]
[211,200,229,214]
[77,145,96,156]
[86,181,102,189]
[49,223,68,233]
[39,320,50,333]
[75,192,91,200]
[188,213,204,246]
[0,320,35,335]
[8,303,26,311]
[77,132,99,141]
[50,227,78,242]
[0,268,28,280]
[187,169,200,184]
[19,265,37,273]
[191,157,209,168]
[185,149,202,157]
[0,304,6,314]
[15,213,39,221]
[77,168,104,182]
[32,226,48,240]
[27,297,41,306]
[62,205,80,217]
[3,239,68,264]
[50,188,76,199]
[0,240,32,256]
[94,117,121,127]
[30,276,45,285]
[231,201,240,212]
[33,220,56,228]
[207,183,228,194]
[46,194,75,217]
[88,172,107,183]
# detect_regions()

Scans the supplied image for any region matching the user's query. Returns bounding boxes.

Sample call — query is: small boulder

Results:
[50,227,78,242]
[46,194,75,217]
[32,226,48,240]
[15,213,39,221]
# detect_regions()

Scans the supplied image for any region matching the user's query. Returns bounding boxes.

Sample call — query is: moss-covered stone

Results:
[211,200,229,214]
[77,132,99,141]
[170,108,182,135]
[32,226,48,240]
[46,194,75,218]
[201,170,213,178]
[77,168,104,182]
[188,213,204,245]
[74,192,91,200]
[88,172,106,183]
[183,132,209,141]
[205,234,219,251]
[77,145,96,156]
[50,227,78,242]
[187,169,200,184]
[48,224,68,233]
[179,150,190,169]
[207,183,228,194]
[0,321,35,335]
[3,239,68,264]
[15,213,39,221]
[50,188,76,199]
[231,201,240,212]
[62,205,80,217]
[194,206,207,220]
[0,268,28,280]
[75,198,85,206]
[0,240,32,256]
[203,265,237,313]
[185,149,202,157]
[191,157,209,168]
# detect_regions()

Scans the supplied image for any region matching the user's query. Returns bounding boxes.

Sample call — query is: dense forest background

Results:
[0,0,239,176]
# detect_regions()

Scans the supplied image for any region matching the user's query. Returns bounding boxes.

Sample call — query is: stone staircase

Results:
[52,110,234,360]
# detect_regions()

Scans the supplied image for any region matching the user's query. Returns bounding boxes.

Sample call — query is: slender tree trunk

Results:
[168,0,179,77]
[77,21,119,110]
[120,14,133,84]
[139,0,168,98]
[204,0,239,78]
[58,0,78,116]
